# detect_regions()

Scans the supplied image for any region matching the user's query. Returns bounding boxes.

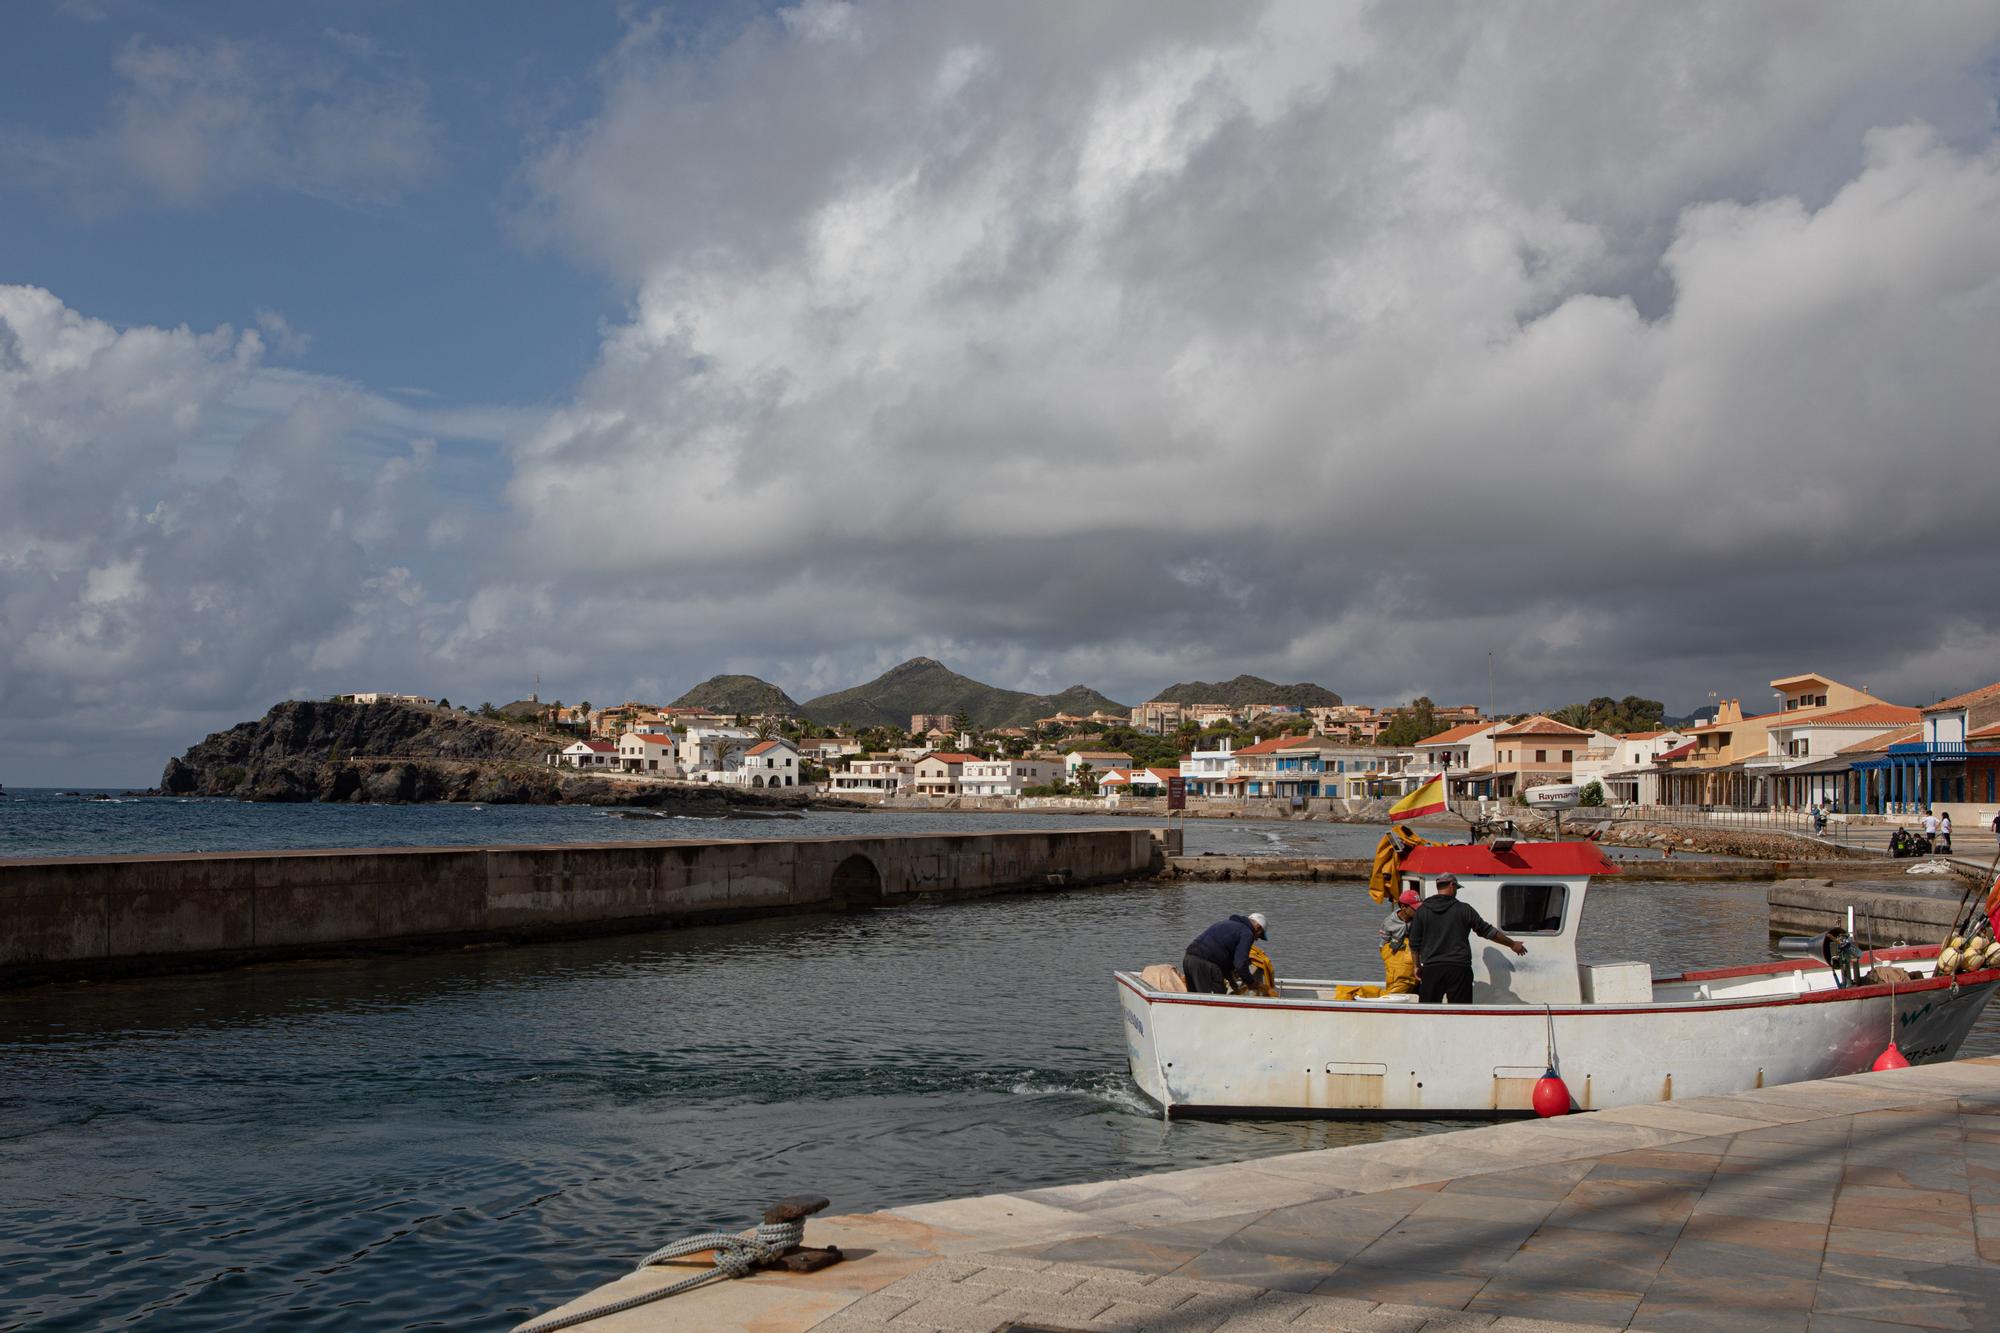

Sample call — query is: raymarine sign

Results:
[1522,783,1582,810]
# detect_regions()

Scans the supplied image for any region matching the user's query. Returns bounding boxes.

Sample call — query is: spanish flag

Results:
[1388,774,1447,821]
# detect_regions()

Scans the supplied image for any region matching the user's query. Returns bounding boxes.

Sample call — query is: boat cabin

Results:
[1398,841,1640,1006]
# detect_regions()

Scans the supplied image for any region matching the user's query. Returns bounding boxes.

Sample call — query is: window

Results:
[1535,749,1547,763]
[1498,883,1568,934]
[1561,749,1572,762]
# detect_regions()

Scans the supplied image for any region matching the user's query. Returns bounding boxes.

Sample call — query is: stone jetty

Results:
[522,1057,2000,1331]
[0,827,1163,986]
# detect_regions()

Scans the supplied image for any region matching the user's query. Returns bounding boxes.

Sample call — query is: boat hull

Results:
[1119,959,2000,1118]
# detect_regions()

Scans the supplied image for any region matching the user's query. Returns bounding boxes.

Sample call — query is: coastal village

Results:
[344,666,2000,823]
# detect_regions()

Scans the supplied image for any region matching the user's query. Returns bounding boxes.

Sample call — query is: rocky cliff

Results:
[157,700,811,810]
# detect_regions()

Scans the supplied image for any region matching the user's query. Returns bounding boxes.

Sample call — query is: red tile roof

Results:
[746,739,788,755]
[1495,715,1591,738]
[1924,681,2000,713]
[1794,704,1920,727]
[1655,741,1697,761]
[1971,722,2000,740]
[1235,735,1320,755]
[925,752,980,764]
[573,740,616,752]
[1838,725,1922,755]
[631,733,675,746]
[1416,721,1494,747]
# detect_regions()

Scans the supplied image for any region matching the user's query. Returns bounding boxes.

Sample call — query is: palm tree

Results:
[1554,703,1592,729]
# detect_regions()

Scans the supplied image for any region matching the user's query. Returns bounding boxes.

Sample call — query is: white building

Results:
[960,758,1062,798]
[1412,722,1502,787]
[829,757,916,795]
[717,738,801,787]
[915,752,979,795]
[1179,739,1235,796]
[336,692,436,706]
[1571,730,1690,803]
[1102,766,1175,796]
[679,726,757,776]
[617,731,680,775]
[559,740,617,768]
[1065,750,1134,782]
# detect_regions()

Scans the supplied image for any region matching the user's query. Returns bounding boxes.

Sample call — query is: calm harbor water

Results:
[0,794,1894,1331]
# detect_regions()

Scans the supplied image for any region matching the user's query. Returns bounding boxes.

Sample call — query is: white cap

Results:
[1248,911,1268,936]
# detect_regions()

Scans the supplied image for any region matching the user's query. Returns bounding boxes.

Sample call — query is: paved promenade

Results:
[523,1057,2000,1332]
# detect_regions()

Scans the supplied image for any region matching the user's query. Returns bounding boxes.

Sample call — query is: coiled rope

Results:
[514,1215,807,1333]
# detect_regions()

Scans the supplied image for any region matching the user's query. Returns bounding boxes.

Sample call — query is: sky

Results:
[4,1,2000,786]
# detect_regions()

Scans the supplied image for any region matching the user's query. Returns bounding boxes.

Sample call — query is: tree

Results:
[479,702,497,717]
[952,710,971,735]
[1379,697,1442,747]
[438,697,451,710]
[1076,762,1099,795]
[1554,703,1592,729]
[1579,780,1606,807]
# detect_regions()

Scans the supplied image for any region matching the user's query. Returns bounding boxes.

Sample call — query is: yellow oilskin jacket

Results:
[1367,824,1434,904]
[1240,943,1279,997]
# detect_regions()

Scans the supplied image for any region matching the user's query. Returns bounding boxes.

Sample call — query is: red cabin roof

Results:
[1400,842,1622,878]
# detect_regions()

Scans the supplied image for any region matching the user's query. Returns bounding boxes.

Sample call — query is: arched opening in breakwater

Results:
[831,853,883,909]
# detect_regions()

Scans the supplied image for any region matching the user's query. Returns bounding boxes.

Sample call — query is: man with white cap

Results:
[1181,911,1269,995]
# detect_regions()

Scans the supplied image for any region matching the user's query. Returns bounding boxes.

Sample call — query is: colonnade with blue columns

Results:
[1853,742,1967,814]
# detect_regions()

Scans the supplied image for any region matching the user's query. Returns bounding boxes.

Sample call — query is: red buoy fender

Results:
[1871,1043,1911,1071]
[1532,1068,1571,1117]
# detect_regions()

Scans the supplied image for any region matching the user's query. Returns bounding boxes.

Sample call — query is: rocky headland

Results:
[156,700,818,812]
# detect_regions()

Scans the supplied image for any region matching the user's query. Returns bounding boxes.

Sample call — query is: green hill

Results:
[1147,675,1343,707]
[799,658,1127,730]
[670,674,799,715]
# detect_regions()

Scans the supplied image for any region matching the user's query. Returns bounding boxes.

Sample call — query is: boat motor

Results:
[1814,927,1864,988]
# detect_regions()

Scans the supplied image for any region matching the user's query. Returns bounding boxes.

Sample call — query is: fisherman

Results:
[1407,873,1527,1004]
[1334,889,1422,1000]
[1181,911,1268,995]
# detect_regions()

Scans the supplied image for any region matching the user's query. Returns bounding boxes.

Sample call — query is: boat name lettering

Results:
[1124,1009,1144,1037]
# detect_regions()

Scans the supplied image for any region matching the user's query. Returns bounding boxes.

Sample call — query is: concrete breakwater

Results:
[0,827,1163,986]
[1767,876,1975,941]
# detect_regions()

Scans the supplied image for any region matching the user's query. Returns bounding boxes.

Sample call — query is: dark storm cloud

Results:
[500,2,2000,713]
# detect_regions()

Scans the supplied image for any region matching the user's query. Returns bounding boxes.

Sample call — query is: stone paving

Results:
[521,1058,2000,1333]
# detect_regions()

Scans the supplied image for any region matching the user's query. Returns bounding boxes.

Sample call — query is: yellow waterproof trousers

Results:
[1334,942,1418,1001]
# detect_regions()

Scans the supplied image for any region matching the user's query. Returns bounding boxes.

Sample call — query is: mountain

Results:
[671,674,799,715]
[1146,675,1343,707]
[799,657,1128,730]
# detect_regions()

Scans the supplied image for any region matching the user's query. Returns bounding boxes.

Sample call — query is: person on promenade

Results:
[1407,873,1526,1004]
[1923,809,1940,852]
[1810,803,1826,836]
[1181,911,1267,995]
[1940,810,1953,854]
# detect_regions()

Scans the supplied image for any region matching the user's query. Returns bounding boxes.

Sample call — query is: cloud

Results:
[18,33,438,210]
[0,285,508,781]
[490,2,2000,714]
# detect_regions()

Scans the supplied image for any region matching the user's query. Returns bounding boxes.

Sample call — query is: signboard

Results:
[1166,776,1187,811]
[1522,783,1582,810]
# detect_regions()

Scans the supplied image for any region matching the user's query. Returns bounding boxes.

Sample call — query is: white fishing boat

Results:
[1118,841,2000,1118]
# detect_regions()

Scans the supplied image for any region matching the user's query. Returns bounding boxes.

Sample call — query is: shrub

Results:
[1579,780,1605,807]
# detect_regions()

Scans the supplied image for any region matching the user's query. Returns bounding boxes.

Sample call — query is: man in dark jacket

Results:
[1406,875,1525,1004]
[1182,912,1267,994]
